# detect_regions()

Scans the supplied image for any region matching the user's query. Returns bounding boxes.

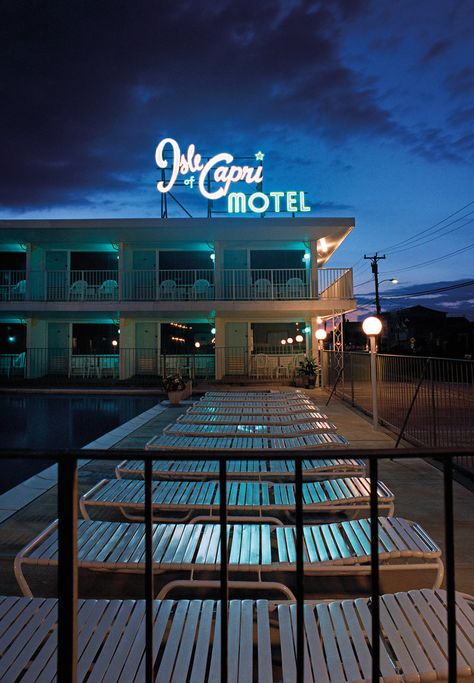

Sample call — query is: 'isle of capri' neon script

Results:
[154,138,311,215]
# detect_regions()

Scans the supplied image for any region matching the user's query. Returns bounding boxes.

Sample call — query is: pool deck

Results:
[0,386,473,600]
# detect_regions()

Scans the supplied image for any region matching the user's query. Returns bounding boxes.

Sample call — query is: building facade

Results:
[0,216,355,380]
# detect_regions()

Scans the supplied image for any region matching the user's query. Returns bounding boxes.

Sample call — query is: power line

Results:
[382,240,474,274]
[385,214,474,257]
[377,200,474,253]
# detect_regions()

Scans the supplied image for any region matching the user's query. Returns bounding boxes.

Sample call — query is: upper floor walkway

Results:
[0,266,353,303]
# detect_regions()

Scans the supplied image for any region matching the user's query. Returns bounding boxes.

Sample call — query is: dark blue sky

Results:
[1,0,473,317]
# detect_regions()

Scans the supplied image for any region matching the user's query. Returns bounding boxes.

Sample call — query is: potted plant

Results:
[162,373,191,405]
[297,356,318,389]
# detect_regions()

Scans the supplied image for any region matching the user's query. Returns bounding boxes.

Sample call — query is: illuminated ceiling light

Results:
[316,316,322,324]
[295,334,304,343]
[280,339,287,345]
[287,337,294,344]
[319,238,328,253]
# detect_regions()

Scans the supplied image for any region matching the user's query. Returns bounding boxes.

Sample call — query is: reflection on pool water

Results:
[0,394,159,493]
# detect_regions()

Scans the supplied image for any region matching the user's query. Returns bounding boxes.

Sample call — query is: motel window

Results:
[250,250,305,270]
[70,252,118,271]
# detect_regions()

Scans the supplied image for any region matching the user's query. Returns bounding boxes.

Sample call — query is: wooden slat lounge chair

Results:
[14,517,443,598]
[145,432,349,451]
[79,477,395,522]
[178,409,331,426]
[163,420,338,437]
[115,457,366,480]
[1,591,474,682]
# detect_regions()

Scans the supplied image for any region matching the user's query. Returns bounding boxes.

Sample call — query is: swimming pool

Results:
[0,393,160,493]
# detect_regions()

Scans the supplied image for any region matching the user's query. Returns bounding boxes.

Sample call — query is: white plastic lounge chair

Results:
[162,420,338,437]
[98,278,118,298]
[2,591,473,682]
[115,457,366,480]
[146,432,349,451]
[178,410,331,426]
[188,404,319,416]
[69,279,94,299]
[205,391,308,400]
[191,278,212,299]
[197,395,314,406]
[14,517,443,598]
[79,477,395,523]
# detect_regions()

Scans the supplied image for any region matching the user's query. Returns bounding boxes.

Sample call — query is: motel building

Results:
[0,140,356,382]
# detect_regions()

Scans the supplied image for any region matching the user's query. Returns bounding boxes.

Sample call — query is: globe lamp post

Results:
[362,316,382,428]
[315,328,327,387]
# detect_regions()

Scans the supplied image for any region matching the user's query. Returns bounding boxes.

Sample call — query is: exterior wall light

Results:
[362,315,382,428]
[211,327,216,334]
[303,252,310,262]
[111,340,118,347]
[194,341,201,348]
[210,253,215,262]
[302,326,310,334]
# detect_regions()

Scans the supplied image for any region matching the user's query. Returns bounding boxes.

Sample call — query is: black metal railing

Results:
[0,445,470,682]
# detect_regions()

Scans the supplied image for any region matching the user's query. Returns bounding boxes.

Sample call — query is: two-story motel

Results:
[0,215,355,381]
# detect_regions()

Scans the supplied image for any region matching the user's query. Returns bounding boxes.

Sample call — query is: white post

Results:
[369,335,378,429]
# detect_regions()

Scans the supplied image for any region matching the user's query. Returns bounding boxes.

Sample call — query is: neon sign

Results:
[155,138,311,215]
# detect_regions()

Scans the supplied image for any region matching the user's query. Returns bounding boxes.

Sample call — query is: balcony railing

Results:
[0,267,354,302]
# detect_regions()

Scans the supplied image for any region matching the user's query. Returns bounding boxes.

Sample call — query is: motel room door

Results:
[225,322,249,375]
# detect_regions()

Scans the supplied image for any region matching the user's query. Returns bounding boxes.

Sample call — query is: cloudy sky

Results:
[2,0,473,317]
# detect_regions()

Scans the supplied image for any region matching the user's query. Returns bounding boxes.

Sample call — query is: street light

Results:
[362,316,382,429]
[315,328,327,387]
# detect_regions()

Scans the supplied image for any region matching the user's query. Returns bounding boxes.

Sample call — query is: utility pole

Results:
[364,253,386,316]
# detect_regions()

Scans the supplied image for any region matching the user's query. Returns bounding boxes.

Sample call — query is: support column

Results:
[309,239,318,298]
[214,317,226,380]
[119,317,135,379]
[309,317,318,358]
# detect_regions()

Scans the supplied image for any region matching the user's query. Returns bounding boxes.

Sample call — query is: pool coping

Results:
[0,401,168,524]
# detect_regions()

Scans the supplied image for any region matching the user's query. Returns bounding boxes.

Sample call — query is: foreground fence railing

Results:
[0,446,469,682]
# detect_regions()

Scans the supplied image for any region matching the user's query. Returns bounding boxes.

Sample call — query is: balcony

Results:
[0,267,353,302]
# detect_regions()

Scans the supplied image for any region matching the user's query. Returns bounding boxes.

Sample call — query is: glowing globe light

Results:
[302,326,310,334]
[280,339,287,345]
[287,337,294,344]
[295,334,304,343]
[315,329,327,341]
[211,327,216,334]
[194,341,201,348]
[111,339,118,347]
[362,316,382,336]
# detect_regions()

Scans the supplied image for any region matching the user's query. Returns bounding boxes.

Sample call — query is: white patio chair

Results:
[98,279,118,298]
[253,278,272,299]
[191,278,211,299]
[70,279,94,299]
[285,277,305,298]
[159,279,177,299]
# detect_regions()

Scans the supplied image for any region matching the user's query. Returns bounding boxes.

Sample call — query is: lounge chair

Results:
[197,395,315,406]
[2,591,473,682]
[79,477,395,523]
[145,432,349,451]
[205,391,308,400]
[187,404,320,416]
[115,457,366,480]
[14,517,443,599]
[177,410,331,426]
[162,420,338,437]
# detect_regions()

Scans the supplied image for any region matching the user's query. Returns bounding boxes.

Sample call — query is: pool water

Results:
[0,394,159,493]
